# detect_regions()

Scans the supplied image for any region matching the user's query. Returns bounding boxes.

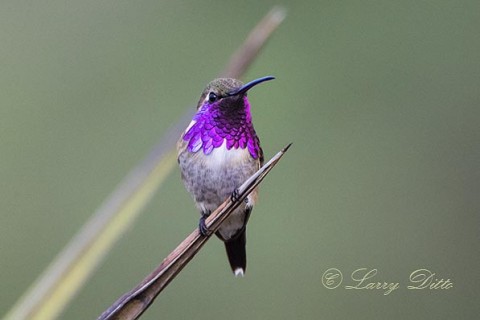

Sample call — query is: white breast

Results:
[206,141,250,168]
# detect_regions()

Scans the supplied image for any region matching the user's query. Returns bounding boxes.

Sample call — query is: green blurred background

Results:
[1,1,479,319]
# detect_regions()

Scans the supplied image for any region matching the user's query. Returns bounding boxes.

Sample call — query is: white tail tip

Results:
[234,268,245,277]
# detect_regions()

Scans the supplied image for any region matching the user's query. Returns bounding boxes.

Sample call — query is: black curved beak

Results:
[227,76,275,96]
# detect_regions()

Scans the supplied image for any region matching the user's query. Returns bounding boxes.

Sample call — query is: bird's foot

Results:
[199,211,211,236]
[231,188,241,203]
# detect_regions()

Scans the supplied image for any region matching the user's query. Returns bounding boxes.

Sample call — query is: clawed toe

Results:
[231,188,241,202]
[199,212,211,236]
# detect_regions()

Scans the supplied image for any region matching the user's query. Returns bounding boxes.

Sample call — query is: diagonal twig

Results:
[221,6,286,78]
[98,143,292,320]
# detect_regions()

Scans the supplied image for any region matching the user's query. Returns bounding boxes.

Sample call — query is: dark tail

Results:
[224,229,247,276]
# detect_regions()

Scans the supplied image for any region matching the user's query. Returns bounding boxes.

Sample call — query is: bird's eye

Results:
[208,92,218,103]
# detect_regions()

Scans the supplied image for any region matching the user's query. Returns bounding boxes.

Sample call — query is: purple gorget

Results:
[183,97,261,159]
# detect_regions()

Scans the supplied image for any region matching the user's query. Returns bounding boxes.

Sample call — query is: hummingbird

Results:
[177,76,275,276]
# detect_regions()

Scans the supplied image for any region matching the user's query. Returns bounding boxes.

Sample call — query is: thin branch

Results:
[221,6,286,78]
[4,6,286,320]
[98,144,292,320]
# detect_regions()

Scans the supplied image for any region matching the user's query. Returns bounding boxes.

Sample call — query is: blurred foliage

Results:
[1,1,479,319]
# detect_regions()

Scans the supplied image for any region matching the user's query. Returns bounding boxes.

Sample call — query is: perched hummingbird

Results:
[177,76,274,276]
